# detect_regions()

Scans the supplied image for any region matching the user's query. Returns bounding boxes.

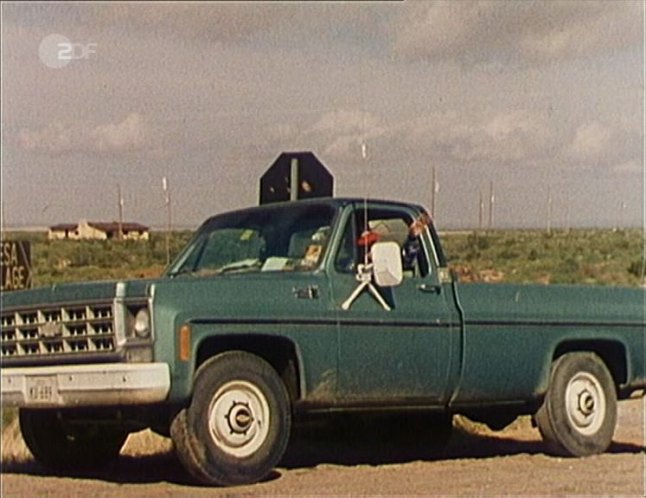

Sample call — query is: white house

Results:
[48,220,150,241]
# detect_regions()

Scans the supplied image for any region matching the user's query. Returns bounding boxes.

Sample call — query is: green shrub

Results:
[24,230,194,287]
[441,229,643,287]
[5,228,643,288]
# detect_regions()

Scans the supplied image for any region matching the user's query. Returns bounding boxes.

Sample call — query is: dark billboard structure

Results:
[259,152,334,205]
[1,240,32,291]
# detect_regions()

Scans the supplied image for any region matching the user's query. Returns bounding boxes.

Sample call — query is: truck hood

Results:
[0,270,321,312]
[0,278,165,309]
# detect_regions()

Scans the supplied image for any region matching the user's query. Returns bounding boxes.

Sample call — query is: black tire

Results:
[19,409,127,471]
[535,352,617,457]
[171,351,292,486]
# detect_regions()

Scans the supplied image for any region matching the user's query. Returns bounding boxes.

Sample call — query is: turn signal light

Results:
[179,324,191,362]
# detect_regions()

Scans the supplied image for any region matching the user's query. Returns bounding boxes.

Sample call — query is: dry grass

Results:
[1,419,31,465]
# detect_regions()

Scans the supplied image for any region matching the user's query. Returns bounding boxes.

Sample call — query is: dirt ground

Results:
[1,397,644,497]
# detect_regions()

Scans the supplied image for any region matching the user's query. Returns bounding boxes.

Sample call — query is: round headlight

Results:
[133,308,151,338]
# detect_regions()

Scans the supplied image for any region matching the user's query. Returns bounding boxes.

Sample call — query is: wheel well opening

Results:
[553,341,628,389]
[195,335,301,402]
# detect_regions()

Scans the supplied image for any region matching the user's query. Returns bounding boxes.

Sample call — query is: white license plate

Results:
[26,376,58,404]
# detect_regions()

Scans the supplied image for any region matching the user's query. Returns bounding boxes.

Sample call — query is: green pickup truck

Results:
[1,198,644,486]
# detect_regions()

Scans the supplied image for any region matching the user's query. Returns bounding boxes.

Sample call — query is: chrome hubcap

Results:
[227,402,254,434]
[208,380,270,457]
[565,372,605,435]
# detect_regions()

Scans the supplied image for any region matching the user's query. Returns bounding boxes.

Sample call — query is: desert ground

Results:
[1,397,643,497]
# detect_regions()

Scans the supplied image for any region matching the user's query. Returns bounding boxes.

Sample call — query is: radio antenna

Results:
[358,54,370,267]
[361,141,369,266]
[341,56,393,312]
[162,176,172,266]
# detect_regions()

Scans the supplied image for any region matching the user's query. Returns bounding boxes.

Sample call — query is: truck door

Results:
[330,202,458,403]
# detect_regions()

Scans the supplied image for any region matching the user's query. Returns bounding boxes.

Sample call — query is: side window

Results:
[334,207,430,278]
[334,215,358,273]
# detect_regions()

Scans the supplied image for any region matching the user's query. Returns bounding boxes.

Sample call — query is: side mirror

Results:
[371,241,403,287]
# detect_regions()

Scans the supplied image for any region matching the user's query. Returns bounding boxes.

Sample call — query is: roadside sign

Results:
[1,240,32,291]
[260,151,334,205]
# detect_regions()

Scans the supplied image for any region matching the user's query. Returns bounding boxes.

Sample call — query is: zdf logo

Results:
[39,33,97,69]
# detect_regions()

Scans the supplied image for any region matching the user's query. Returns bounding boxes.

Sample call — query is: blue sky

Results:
[1,1,644,229]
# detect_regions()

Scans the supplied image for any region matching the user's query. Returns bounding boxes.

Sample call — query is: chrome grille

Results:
[1,303,116,360]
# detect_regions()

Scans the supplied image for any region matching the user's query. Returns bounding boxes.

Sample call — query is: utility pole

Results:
[290,158,299,202]
[162,177,172,266]
[488,180,495,230]
[1,200,6,238]
[479,190,484,230]
[117,184,124,240]
[430,166,438,220]
[546,185,553,235]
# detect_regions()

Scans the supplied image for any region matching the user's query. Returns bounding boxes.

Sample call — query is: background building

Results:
[48,221,149,241]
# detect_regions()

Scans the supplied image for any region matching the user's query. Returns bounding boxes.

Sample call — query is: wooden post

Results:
[488,181,495,229]
[117,184,124,240]
[431,166,437,220]
[163,177,171,266]
[479,190,484,230]
[546,185,553,235]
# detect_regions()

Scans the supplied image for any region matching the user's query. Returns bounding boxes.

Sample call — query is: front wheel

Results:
[171,351,291,486]
[535,352,617,457]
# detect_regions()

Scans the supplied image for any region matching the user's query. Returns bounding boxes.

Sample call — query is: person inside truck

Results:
[401,212,432,277]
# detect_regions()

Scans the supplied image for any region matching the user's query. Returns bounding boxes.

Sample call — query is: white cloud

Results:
[393,1,642,64]
[564,120,642,171]
[14,113,154,157]
[261,109,387,161]
[264,108,562,167]
[519,1,642,61]
[307,109,385,158]
[90,113,147,152]
[567,121,614,162]
[393,110,556,165]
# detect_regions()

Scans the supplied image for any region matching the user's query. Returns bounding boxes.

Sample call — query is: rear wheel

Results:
[19,409,127,471]
[171,351,291,486]
[535,352,617,456]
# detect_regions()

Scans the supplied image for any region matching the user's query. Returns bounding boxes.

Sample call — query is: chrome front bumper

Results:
[1,363,170,408]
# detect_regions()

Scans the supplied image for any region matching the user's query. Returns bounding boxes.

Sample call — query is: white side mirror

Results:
[371,241,403,287]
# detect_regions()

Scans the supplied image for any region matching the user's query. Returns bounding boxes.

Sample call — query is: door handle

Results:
[418,283,442,294]
[292,285,320,299]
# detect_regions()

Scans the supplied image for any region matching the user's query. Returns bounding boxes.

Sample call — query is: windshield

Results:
[169,203,337,277]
